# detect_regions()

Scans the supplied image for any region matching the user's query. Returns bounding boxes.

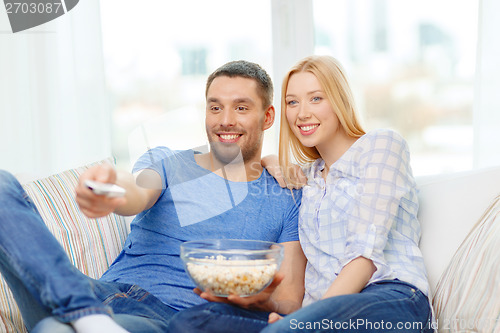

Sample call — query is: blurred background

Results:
[1,0,499,178]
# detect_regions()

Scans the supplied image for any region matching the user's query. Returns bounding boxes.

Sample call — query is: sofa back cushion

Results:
[417,166,500,293]
[0,159,130,333]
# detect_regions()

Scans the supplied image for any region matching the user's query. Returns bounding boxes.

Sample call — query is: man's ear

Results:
[262,105,275,131]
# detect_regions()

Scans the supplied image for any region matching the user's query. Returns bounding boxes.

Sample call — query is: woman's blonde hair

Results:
[278,55,365,185]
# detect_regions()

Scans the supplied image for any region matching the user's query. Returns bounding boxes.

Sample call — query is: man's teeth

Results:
[220,134,240,140]
[300,125,319,131]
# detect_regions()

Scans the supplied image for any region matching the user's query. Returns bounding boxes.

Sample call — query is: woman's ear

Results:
[262,105,275,131]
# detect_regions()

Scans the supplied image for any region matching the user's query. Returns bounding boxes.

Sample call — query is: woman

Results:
[261,55,433,332]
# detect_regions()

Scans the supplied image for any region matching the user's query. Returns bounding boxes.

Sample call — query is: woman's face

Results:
[285,72,344,152]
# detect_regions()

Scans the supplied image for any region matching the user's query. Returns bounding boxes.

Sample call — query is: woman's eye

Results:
[287,100,298,106]
[312,96,322,102]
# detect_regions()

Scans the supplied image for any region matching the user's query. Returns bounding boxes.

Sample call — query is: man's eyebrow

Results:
[207,97,255,104]
[233,97,255,104]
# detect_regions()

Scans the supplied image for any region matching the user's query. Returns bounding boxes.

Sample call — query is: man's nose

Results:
[220,109,236,127]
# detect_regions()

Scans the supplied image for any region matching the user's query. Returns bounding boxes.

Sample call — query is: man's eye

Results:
[236,106,248,111]
[210,106,221,111]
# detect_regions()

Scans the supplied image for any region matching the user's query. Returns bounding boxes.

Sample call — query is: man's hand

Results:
[75,163,127,218]
[268,312,283,324]
[194,273,285,312]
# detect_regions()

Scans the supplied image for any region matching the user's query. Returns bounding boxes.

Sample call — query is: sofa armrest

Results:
[0,159,130,333]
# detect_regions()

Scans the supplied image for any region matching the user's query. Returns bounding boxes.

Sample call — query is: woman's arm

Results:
[340,130,416,285]
[321,256,376,299]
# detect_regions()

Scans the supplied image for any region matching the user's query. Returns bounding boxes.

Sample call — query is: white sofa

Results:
[0,161,499,333]
[417,166,500,293]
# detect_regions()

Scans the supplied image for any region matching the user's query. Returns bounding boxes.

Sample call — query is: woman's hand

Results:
[194,273,285,312]
[261,155,306,189]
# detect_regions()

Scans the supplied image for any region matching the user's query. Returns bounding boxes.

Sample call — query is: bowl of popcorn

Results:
[180,239,283,297]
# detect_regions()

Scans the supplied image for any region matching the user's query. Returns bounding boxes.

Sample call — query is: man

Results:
[0,60,306,333]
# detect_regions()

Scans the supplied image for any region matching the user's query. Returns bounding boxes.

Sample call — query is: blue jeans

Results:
[168,280,433,333]
[168,302,270,333]
[0,170,177,332]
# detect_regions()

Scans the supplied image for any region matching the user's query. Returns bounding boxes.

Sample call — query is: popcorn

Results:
[185,255,278,296]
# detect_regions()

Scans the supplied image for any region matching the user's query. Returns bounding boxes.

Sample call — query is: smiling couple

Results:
[0,56,432,333]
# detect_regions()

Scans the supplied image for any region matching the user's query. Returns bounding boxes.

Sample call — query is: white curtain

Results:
[474,0,500,169]
[0,0,110,179]
[270,0,314,152]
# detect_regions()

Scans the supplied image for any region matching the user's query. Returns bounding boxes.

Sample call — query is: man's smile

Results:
[217,132,243,143]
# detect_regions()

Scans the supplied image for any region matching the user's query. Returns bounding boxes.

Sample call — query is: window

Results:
[313,0,478,175]
[99,0,273,170]
[100,0,482,176]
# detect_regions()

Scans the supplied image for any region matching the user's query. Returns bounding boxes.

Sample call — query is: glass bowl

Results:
[180,239,284,297]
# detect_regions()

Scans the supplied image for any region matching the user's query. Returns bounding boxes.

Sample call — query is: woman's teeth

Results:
[300,125,318,131]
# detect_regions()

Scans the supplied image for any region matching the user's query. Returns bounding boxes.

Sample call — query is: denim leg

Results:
[0,261,51,329]
[94,282,178,332]
[31,313,172,333]
[261,280,433,333]
[33,313,177,333]
[168,302,270,333]
[30,282,180,333]
[0,170,112,329]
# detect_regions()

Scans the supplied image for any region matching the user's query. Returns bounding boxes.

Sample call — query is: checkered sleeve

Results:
[341,130,414,279]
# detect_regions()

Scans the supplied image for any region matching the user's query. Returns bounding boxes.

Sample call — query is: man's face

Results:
[205,76,274,165]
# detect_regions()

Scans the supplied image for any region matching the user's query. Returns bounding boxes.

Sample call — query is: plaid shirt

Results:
[300,129,429,306]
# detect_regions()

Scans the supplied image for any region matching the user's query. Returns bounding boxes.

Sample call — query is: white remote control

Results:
[84,180,126,198]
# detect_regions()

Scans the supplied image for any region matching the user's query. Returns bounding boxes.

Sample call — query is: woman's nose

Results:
[297,104,311,120]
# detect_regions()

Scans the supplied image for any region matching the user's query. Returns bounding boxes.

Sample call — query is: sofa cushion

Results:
[432,195,499,333]
[0,159,130,333]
